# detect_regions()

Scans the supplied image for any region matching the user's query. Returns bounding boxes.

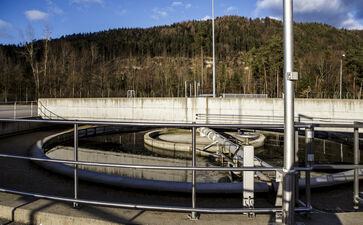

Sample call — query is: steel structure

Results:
[283,0,296,223]
[0,118,361,225]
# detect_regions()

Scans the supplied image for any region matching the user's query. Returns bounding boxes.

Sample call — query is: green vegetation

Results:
[0,16,362,101]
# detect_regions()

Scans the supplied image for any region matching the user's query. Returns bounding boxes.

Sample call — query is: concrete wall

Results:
[0,119,46,136]
[38,98,363,126]
[46,146,224,182]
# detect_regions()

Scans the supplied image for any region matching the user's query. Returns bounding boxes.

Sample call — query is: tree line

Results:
[0,16,362,102]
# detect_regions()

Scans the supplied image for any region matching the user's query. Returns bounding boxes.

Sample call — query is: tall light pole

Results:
[212,0,216,98]
[283,0,296,224]
[339,54,345,99]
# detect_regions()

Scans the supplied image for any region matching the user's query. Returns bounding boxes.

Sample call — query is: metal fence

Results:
[0,118,361,224]
[0,101,37,119]
[221,94,269,98]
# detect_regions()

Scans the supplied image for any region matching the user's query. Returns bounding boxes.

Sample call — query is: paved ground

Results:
[0,128,363,224]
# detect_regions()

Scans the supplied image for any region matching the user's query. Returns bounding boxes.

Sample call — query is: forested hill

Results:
[1,16,363,101]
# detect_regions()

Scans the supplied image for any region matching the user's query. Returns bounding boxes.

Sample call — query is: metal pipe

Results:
[212,0,216,98]
[30,101,33,117]
[283,0,295,223]
[74,123,79,208]
[0,118,287,129]
[0,153,283,171]
[194,81,197,98]
[313,164,363,170]
[354,127,360,209]
[185,81,188,97]
[340,55,344,99]
[295,129,300,206]
[14,102,16,119]
[191,126,198,219]
[305,128,314,209]
[0,187,282,213]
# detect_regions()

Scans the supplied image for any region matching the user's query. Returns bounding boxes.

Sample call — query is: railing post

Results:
[73,123,79,208]
[243,145,255,218]
[354,125,360,210]
[283,0,296,224]
[30,101,33,117]
[13,102,17,119]
[305,127,314,209]
[188,125,199,220]
[295,128,300,204]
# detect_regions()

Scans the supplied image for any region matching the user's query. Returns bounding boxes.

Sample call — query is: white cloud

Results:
[226,6,237,13]
[0,19,11,29]
[267,16,281,21]
[151,8,168,20]
[341,13,363,30]
[47,0,63,15]
[0,19,14,39]
[71,0,104,6]
[201,16,211,21]
[185,3,192,9]
[171,1,182,7]
[119,9,127,15]
[25,10,49,21]
[255,0,363,30]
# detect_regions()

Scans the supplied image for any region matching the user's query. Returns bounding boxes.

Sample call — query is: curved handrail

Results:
[38,101,65,120]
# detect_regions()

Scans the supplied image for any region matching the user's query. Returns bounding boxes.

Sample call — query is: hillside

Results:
[0,16,362,101]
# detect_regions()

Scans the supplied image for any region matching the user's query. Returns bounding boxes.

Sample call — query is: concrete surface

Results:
[0,105,36,119]
[0,120,46,137]
[46,146,225,182]
[38,98,363,132]
[1,129,363,224]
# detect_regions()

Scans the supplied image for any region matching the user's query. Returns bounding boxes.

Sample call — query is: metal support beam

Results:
[305,128,314,209]
[189,126,199,219]
[212,0,216,98]
[13,102,16,119]
[243,145,255,218]
[283,0,295,224]
[73,123,79,208]
[354,127,360,209]
[295,129,300,205]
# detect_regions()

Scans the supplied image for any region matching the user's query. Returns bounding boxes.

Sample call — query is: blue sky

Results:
[0,0,363,45]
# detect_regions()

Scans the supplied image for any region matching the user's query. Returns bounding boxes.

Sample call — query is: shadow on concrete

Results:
[2,196,37,225]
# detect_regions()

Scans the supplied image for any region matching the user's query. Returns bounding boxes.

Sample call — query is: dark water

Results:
[62,128,357,168]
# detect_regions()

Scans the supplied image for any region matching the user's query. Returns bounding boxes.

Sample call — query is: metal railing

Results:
[0,101,37,119]
[38,101,64,120]
[221,93,268,98]
[0,118,361,224]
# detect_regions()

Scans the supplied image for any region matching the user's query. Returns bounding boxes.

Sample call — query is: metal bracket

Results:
[187,212,200,220]
[306,130,314,139]
[287,72,298,81]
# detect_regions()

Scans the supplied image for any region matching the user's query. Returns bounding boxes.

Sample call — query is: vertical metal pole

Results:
[14,102,17,119]
[73,123,79,208]
[190,83,192,97]
[295,129,300,203]
[243,145,255,217]
[305,127,314,209]
[340,57,343,99]
[194,80,197,97]
[189,126,198,219]
[30,101,33,117]
[185,81,188,97]
[354,126,360,210]
[283,0,295,224]
[212,0,216,98]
